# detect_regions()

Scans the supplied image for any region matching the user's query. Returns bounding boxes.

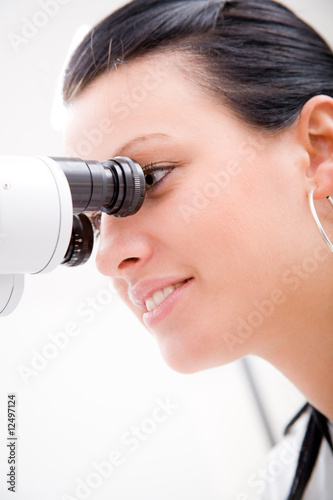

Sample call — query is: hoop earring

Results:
[308,188,333,253]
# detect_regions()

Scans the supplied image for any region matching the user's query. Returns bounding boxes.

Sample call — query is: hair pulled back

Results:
[63,0,333,132]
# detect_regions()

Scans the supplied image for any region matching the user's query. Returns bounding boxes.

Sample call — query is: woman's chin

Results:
[156,332,239,374]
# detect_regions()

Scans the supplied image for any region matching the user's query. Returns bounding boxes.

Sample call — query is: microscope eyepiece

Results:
[61,213,94,267]
[52,156,146,217]
[101,157,145,217]
[51,156,146,267]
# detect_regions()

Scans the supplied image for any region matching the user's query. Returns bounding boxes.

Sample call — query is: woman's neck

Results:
[258,312,333,421]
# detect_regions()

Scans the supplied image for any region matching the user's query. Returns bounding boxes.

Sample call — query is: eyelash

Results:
[142,162,174,193]
[90,211,102,235]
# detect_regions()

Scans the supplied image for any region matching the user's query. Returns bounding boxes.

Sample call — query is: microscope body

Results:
[0,155,145,316]
[0,156,73,315]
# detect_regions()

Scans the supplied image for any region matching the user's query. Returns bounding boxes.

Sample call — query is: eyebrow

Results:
[114,133,172,157]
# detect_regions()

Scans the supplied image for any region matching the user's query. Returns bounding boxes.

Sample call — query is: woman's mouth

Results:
[142,278,193,329]
[145,280,189,312]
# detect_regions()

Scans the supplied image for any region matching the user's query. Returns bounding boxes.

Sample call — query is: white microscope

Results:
[0,156,145,316]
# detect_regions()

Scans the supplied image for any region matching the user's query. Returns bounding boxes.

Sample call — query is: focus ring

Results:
[115,156,146,217]
[101,157,146,217]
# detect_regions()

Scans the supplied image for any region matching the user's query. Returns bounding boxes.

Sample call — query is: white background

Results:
[0,1,332,499]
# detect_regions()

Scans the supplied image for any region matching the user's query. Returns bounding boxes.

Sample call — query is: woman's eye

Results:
[143,166,173,192]
[90,211,102,233]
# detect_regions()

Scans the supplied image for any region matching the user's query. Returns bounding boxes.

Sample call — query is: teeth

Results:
[153,290,165,306]
[146,298,156,312]
[145,281,187,312]
[163,286,174,298]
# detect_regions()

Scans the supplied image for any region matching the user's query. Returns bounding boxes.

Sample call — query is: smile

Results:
[142,278,193,329]
[128,276,193,328]
[145,280,188,312]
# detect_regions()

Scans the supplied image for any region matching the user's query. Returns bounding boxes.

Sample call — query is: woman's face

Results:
[65,53,322,373]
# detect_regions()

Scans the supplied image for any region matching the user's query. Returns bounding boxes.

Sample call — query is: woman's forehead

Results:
[64,53,238,157]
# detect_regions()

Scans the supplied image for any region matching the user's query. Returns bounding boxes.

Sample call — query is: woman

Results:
[62,0,333,498]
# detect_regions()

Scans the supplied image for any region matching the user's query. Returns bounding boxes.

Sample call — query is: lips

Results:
[128,277,192,312]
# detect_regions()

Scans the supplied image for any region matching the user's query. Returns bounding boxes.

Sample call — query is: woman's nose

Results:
[95,214,153,278]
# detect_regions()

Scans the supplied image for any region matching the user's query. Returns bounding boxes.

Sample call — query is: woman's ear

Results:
[298,95,333,200]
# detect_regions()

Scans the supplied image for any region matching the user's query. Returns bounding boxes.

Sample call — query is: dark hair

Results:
[63,0,333,132]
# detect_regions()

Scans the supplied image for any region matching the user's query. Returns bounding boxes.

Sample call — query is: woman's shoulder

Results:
[258,407,333,500]
[239,406,333,500]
